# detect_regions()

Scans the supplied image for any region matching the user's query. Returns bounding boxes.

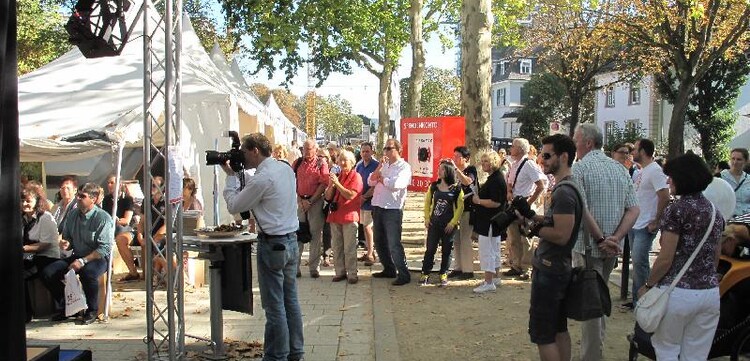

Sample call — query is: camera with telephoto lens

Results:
[205,131,244,172]
[490,196,529,230]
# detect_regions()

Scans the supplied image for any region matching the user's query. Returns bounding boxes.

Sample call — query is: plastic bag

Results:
[64,269,88,317]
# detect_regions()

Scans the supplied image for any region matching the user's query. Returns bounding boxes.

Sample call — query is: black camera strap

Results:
[511,158,529,192]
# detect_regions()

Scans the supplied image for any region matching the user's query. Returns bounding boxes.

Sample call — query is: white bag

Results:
[635,203,716,333]
[64,269,88,317]
[634,287,670,332]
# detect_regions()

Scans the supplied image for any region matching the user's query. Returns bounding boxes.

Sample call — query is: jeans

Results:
[257,233,304,361]
[41,255,108,315]
[421,223,455,274]
[372,207,410,282]
[630,227,657,304]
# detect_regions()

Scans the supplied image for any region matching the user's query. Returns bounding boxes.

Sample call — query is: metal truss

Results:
[142,0,184,358]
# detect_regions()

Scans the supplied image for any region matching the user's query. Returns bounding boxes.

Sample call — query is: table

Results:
[182,233,257,360]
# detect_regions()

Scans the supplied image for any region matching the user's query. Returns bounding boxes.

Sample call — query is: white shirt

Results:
[26,211,61,259]
[634,162,668,228]
[368,158,412,209]
[507,157,547,197]
[223,157,298,235]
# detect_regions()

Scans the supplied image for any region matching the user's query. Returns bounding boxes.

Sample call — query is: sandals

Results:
[118,273,141,282]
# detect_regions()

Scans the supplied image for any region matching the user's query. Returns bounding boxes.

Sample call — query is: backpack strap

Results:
[553,180,584,251]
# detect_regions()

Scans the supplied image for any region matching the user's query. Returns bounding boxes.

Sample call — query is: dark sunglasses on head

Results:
[542,153,554,160]
[383,146,395,151]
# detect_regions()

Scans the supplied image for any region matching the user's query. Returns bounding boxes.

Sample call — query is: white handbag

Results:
[635,203,716,333]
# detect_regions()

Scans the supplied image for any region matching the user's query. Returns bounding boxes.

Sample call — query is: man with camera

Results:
[505,138,547,280]
[512,134,582,361]
[571,124,639,361]
[293,139,330,278]
[221,133,304,361]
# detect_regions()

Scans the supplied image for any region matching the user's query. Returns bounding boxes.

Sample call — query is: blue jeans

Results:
[372,207,410,282]
[629,227,657,304]
[40,255,108,315]
[257,233,304,361]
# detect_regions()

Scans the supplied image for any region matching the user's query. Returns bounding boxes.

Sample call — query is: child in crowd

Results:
[420,160,464,286]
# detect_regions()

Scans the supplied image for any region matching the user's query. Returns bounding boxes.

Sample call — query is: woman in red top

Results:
[325,150,364,284]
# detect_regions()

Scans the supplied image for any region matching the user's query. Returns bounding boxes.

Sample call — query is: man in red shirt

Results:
[294,139,330,278]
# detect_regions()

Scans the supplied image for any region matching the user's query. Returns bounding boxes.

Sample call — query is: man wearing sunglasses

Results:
[368,139,413,285]
[571,124,639,361]
[41,183,114,325]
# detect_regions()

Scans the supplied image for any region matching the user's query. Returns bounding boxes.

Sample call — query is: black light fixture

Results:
[65,0,132,58]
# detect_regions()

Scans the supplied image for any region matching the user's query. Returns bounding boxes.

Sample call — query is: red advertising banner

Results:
[400,116,465,192]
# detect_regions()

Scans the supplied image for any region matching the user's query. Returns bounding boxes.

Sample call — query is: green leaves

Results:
[399,66,461,117]
[17,0,70,75]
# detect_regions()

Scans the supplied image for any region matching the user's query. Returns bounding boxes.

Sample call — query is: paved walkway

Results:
[25,258,399,361]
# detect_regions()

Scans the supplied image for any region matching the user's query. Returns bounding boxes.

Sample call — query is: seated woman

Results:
[21,184,60,321]
[103,175,138,282]
[722,213,750,257]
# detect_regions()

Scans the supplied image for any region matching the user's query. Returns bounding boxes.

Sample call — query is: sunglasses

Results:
[542,153,554,160]
[615,150,630,155]
[383,146,395,151]
[76,193,90,199]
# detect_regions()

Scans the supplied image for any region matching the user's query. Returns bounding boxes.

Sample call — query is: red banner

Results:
[400,116,465,192]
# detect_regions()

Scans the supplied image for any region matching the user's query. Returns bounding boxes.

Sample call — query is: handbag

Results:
[635,203,716,333]
[560,181,612,321]
[297,211,312,244]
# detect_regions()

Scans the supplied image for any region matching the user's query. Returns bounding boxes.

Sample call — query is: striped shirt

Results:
[571,149,638,257]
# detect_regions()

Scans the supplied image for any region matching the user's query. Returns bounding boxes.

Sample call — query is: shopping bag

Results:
[64,269,88,317]
[635,287,670,333]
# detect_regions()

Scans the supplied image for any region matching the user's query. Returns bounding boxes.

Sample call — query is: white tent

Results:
[18,1,247,226]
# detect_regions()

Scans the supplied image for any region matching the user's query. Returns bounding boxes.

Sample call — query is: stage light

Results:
[65,0,132,58]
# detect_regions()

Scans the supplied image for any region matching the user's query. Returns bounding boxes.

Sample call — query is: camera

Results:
[328,202,338,212]
[206,131,244,173]
[490,196,529,230]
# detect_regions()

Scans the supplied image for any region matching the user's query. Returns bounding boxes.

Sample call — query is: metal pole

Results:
[142,1,155,357]
[213,139,219,226]
[105,141,125,320]
[620,234,631,301]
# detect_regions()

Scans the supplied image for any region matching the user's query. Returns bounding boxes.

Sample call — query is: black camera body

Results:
[490,196,528,230]
[328,202,339,213]
[206,131,244,172]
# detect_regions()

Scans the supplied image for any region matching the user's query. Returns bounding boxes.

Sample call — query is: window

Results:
[626,119,640,133]
[500,60,509,75]
[496,88,506,106]
[520,59,532,74]
[629,84,641,105]
[605,86,615,107]
[604,121,616,141]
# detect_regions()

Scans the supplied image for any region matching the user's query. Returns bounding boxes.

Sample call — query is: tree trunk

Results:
[667,81,695,158]
[408,0,425,118]
[568,95,580,137]
[460,0,494,169]
[376,56,395,155]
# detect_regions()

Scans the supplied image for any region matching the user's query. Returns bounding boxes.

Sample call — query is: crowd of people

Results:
[21,174,204,325]
[21,127,750,361]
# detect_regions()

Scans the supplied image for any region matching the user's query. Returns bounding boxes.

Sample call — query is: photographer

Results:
[514,134,582,361]
[221,133,304,361]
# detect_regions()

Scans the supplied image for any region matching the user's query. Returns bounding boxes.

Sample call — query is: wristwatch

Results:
[595,236,606,244]
[644,281,653,289]
[78,258,87,266]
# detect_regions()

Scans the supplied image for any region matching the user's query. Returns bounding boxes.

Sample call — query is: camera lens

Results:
[205,150,229,166]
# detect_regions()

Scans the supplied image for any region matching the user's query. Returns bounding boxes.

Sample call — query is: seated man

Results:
[41,182,113,324]
[722,213,750,257]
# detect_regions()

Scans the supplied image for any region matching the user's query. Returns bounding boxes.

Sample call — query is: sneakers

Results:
[473,282,497,293]
[440,273,448,287]
[492,278,502,286]
[419,274,429,286]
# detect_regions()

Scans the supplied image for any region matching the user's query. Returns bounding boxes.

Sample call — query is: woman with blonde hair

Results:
[273,144,290,165]
[471,151,508,293]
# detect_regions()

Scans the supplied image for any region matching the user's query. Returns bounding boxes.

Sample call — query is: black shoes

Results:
[391,278,410,286]
[502,268,524,277]
[310,270,320,278]
[447,270,463,279]
[458,272,475,280]
[50,313,68,322]
[82,311,98,325]
[372,271,397,279]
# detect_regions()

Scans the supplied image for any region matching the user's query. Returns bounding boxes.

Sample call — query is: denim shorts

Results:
[529,268,570,345]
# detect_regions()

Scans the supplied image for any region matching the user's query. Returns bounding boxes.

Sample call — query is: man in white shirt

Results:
[629,138,669,306]
[504,138,547,280]
[222,133,304,361]
[368,139,413,286]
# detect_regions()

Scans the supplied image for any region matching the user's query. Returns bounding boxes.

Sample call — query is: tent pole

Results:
[213,138,219,226]
[41,161,47,189]
[105,141,125,320]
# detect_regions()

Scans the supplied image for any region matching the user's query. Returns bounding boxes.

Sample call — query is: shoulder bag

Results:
[297,211,312,244]
[635,202,716,333]
[558,181,613,321]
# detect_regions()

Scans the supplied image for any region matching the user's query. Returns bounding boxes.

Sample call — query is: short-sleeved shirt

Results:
[460,165,478,213]
[326,170,364,224]
[571,149,638,257]
[720,170,750,217]
[429,187,460,226]
[24,211,61,259]
[533,181,581,274]
[473,170,507,237]
[634,162,669,228]
[62,206,114,259]
[508,157,546,197]
[294,156,330,197]
[659,194,723,289]
[102,194,134,219]
[355,158,379,210]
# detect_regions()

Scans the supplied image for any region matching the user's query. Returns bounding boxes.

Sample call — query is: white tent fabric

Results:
[18,1,247,225]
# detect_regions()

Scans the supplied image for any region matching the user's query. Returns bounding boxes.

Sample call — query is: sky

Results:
[236,34,460,119]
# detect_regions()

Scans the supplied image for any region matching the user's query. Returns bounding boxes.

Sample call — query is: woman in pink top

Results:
[325,150,364,284]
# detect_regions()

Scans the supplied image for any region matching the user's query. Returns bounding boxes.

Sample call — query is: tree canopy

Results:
[17,0,70,75]
[399,66,461,117]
